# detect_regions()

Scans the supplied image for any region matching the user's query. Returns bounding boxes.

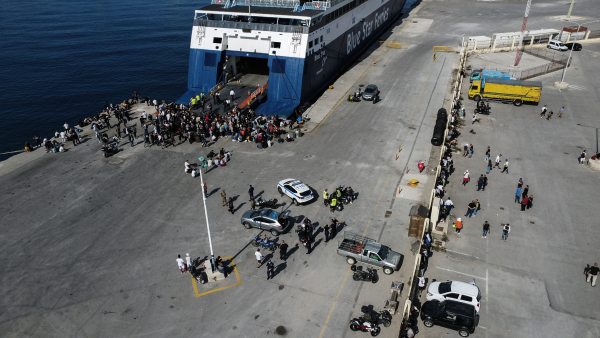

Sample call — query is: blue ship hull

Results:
[180,0,406,117]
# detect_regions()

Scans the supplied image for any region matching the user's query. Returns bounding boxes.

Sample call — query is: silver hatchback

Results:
[240,208,291,236]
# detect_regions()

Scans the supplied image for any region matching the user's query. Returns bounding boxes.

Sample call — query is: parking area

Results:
[420,41,600,337]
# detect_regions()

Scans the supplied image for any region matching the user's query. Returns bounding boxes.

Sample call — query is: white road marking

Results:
[445,249,480,259]
[436,266,487,280]
[568,84,587,91]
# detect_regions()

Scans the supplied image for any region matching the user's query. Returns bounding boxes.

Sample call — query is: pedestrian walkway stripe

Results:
[192,255,243,297]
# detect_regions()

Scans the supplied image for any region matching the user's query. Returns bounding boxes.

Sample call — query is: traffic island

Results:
[191,256,242,297]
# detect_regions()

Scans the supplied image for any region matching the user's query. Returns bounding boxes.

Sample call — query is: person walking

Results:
[501,159,509,173]
[482,221,490,238]
[129,133,134,147]
[248,185,255,201]
[540,105,547,118]
[220,189,227,206]
[113,135,119,148]
[580,150,587,165]
[230,89,235,101]
[515,186,522,203]
[462,170,470,186]
[487,159,492,174]
[330,218,338,239]
[228,197,234,214]
[418,276,426,296]
[483,175,488,191]
[463,144,468,157]
[176,254,186,273]
[468,144,474,158]
[477,174,485,191]
[501,223,510,242]
[203,182,208,198]
[527,194,534,209]
[586,263,599,287]
[558,106,564,118]
[255,249,262,268]
[250,198,256,210]
[454,218,463,234]
[323,189,328,206]
[494,154,502,169]
[521,195,529,211]
[323,224,330,243]
[306,236,313,254]
[279,240,288,260]
[523,185,529,197]
[546,110,553,121]
[473,199,480,216]
[330,197,337,213]
[465,201,476,218]
[266,260,275,280]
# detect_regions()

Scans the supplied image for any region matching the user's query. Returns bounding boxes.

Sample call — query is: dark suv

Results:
[420,299,479,337]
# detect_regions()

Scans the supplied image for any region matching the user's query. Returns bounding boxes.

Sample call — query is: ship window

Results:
[326,14,330,23]
[320,36,323,43]
[314,38,318,46]
[213,37,222,43]
[271,42,281,48]
[309,41,313,48]
[272,59,286,74]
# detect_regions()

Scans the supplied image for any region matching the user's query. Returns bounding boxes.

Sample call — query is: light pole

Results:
[198,157,215,273]
[577,124,599,153]
[560,20,599,83]
[567,0,575,19]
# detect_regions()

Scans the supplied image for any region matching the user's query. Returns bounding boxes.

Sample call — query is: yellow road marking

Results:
[191,256,243,297]
[318,173,392,338]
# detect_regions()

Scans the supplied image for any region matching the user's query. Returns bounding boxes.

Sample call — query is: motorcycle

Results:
[474,103,490,115]
[295,223,311,247]
[101,144,117,158]
[375,309,392,328]
[251,235,279,252]
[349,316,381,337]
[256,197,278,209]
[351,265,379,283]
[189,258,206,284]
[348,94,361,102]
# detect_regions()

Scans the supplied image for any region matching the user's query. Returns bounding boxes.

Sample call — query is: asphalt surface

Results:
[2,1,600,338]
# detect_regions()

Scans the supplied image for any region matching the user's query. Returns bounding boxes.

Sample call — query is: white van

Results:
[427,280,482,312]
[547,39,568,51]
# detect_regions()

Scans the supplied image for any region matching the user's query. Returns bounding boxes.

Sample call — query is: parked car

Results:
[547,39,568,51]
[427,280,481,313]
[565,42,582,51]
[421,299,479,337]
[240,208,291,236]
[361,84,380,101]
[337,231,402,275]
[277,179,314,205]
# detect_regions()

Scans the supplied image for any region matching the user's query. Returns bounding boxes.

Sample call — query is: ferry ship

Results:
[180,0,407,117]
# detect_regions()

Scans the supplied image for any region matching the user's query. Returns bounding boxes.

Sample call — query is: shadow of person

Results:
[274,262,287,277]
[255,190,264,198]
[311,238,323,251]
[232,195,240,202]
[208,188,220,197]
[286,243,300,260]
[233,202,246,213]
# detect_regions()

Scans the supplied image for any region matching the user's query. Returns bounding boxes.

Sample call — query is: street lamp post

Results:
[577,124,599,153]
[198,159,215,273]
[560,20,599,83]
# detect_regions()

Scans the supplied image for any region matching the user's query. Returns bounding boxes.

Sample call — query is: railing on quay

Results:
[194,19,309,34]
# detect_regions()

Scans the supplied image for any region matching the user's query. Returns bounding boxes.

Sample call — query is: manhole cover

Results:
[530,221,535,224]
[413,21,418,23]
[500,207,505,210]
[385,211,392,218]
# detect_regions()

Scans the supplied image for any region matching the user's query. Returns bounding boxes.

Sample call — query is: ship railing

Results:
[194,19,309,34]
[214,0,301,8]
[302,1,331,10]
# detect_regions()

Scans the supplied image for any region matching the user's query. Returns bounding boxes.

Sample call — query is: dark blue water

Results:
[0,0,418,161]
[0,0,208,161]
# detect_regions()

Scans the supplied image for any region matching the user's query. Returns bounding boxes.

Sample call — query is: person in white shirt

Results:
[185,160,191,174]
[418,276,426,296]
[176,254,186,273]
[255,249,262,268]
[63,122,69,131]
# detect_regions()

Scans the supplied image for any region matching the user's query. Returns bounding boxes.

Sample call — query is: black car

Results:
[420,299,479,337]
[361,84,380,101]
[565,42,582,51]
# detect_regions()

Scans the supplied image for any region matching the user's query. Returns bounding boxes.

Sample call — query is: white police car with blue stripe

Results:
[277,179,314,205]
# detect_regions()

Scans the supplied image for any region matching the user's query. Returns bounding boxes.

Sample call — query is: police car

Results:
[277,179,314,205]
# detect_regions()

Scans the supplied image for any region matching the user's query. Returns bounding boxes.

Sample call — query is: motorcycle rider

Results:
[323,189,329,206]
[347,187,354,204]
[330,197,337,213]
